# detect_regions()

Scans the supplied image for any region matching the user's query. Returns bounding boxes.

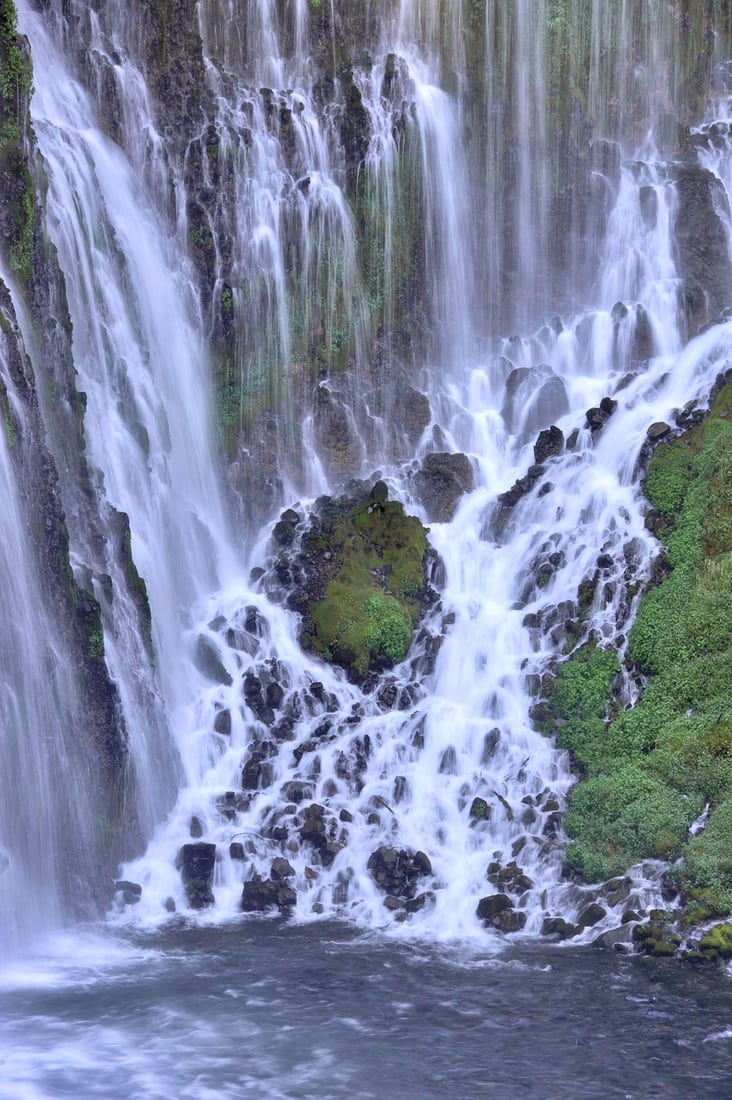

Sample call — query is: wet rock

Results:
[487,860,534,893]
[272,514,299,547]
[241,753,273,791]
[647,421,672,441]
[241,873,296,913]
[585,396,618,434]
[213,708,232,735]
[396,387,431,449]
[114,880,142,906]
[671,163,732,332]
[367,846,432,900]
[266,681,285,710]
[281,780,314,804]
[413,452,474,522]
[639,185,658,228]
[177,842,216,909]
[195,636,233,686]
[469,796,491,821]
[270,856,295,881]
[533,425,564,465]
[577,901,607,929]
[497,463,545,508]
[542,915,578,940]
[299,803,339,867]
[602,877,631,907]
[229,842,245,861]
[477,893,527,933]
[189,815,204,838]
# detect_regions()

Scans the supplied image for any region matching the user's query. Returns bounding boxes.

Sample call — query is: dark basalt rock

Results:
[497,463,545,508]
[299,803,341,868]
[367,845,432,900]
[413,451,474,522]
[533,425,564,465]
[542,915,578,940]
[241,873,296,913]
[577,901,607,929]
[670,162,732,332]
[177,842,216,909]
[114,880,142,906]
[469,796,491,821]
[476,893,527,933]
[585,396,618,434]
[646,421,672,441]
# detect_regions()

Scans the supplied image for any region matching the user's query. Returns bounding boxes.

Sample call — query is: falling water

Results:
[2,0,731,958]
[0,284,104,959]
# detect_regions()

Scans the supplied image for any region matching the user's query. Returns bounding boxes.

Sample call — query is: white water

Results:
[0,286,102,958]
[3,1,732,958]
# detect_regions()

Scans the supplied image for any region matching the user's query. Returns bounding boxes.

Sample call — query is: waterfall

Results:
[0,284,105,959]
[3,0,732,952]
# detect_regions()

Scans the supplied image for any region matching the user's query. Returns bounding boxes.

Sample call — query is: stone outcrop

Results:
[413,452,474,522]
[266,480,436,683]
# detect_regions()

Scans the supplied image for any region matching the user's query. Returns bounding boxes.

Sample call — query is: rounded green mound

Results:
[288,481,432,682]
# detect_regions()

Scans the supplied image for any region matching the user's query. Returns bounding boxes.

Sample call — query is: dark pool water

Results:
[2,920,732,1099]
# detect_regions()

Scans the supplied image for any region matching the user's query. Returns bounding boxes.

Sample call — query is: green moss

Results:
[544,642,620,773]
[699,921,732,958]
[0,3,34,285]
[565,764,699,880]
[300,485,428,679]
[544,383,732,898]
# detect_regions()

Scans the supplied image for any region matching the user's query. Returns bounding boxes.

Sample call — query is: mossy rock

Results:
[540,381,732,900]
[284,481,432,682]
[699,922,732,958]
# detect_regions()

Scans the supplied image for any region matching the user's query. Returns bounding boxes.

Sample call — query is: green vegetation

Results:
[0,1,34,284]
[544,383,732,902]
[300,484,428,680]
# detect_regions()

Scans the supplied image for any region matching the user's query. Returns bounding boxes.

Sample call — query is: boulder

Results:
[241,873,296,913]
[367,845,432,900]
[274,482,433,683]
[177,842,216,909]
[533,425,564,465]
[413,452,474,522]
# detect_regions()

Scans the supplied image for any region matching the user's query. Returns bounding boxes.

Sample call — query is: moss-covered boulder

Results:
[278,481,433,682]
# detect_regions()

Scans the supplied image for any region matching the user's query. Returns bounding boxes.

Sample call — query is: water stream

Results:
[3,0,732,1091]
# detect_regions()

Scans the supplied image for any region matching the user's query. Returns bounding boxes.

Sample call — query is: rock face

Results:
[268,481,436,683]
[177,842,216,909]
[413,452,474,522]
[671,163,732,331]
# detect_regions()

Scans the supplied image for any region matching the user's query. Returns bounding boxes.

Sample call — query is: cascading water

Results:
[0,283,105,959]
[4,0,732,960]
